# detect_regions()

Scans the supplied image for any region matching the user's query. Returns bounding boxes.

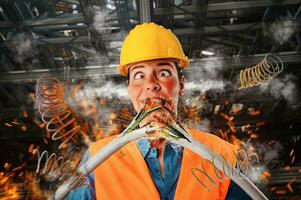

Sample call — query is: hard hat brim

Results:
[117,56,189,76]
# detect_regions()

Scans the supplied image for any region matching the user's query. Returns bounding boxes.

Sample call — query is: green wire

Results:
[126,106,162,134]
[165,125,190,141]
[159,129,180,140]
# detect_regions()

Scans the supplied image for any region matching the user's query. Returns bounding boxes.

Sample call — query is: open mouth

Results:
[138,97,177,130]
[141,97,175,112]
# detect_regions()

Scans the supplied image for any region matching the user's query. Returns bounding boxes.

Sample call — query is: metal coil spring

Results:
[35,149,72,181]
[239,54,283,89]
[35,77,81,149]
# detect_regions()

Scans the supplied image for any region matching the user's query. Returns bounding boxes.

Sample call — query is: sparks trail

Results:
[35,77,87,149]
[239,54,283,89]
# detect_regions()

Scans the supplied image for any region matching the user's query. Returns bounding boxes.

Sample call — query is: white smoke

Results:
[196,118,211,132]
[260,74,298,106]
[11,33,36,63]
[86,54,109,66]
[185,80,225,93]
[243,141,283,183]
[267,20,297,45]
[93,10,109,33]
[186,57,227,93]
[64,80,129,117]
[197,57,224,79]
[245,166,267,184]
[16,39,31,57]
[70,81,128,103]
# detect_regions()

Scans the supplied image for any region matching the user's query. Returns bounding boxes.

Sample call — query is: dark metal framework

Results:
[0,1,300,199]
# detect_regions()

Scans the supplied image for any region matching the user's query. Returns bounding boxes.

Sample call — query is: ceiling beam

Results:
[4,20,297,47]
[0,51,300,83]
[0,13,85,28]
[0,0,299,29]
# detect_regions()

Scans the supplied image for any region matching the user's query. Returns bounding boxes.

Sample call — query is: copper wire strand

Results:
[239,54,283,89]
[35,77,82,149]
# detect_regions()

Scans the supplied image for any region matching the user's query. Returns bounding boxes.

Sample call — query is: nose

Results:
[145,76,161,92]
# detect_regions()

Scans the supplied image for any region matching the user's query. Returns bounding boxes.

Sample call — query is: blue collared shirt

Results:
[136,139,183,200]
[66,139,252,200]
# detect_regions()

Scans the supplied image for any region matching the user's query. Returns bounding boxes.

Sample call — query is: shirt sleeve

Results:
[65,150,96,200]
[225,181,253,200]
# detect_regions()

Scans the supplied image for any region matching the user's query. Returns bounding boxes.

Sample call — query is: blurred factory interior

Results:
[0,0,300,199]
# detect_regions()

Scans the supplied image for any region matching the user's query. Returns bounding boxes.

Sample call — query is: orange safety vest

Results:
[89,129,237,200]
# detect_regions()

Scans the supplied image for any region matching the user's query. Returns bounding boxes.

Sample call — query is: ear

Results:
[179,76,185,96]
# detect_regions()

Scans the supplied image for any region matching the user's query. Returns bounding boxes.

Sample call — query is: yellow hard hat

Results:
[117,23,189,76]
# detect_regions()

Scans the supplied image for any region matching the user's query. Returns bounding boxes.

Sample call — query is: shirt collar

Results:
[136,138,183,158]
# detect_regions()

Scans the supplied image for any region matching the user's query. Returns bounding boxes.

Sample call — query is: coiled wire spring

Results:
[239,54,283,89]
[35,77,82,149]
[35,149,72,181]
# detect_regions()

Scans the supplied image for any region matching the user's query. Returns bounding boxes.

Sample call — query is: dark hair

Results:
[175,62,184,80]
[127,62,184,84]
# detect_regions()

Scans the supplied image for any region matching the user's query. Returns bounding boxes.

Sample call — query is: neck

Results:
[150,138,166,177]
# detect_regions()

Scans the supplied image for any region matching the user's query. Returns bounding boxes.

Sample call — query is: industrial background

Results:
[0,0,300,199]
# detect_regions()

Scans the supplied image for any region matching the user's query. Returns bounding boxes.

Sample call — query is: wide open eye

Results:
[133,72,145,80]
[158,70,171,78]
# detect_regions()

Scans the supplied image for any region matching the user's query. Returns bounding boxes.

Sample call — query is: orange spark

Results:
[284,165,290,171]
[220,112,233,121]
[4,162,11,170]
[260,171,271,181]
[4,123,12,127]
[289,149,294,157]
[20,125,27,132]
[256,122,265,126]
[220,113,236,132]
[28,144,36,154]
[11,121,19,125]
[275,189,286,195]
[22,110,28,118]
[286,184,293,193]
[290,156,295,164]
[33,119,45,128]
[288,178,296,185]
[248,109,260,116]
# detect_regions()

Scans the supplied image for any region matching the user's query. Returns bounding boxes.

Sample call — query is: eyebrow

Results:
[157,62,173,67]
[130,65,144,73]
[130,62,173,73]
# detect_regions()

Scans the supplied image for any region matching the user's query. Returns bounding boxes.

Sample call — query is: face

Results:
[127,59,185,115]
